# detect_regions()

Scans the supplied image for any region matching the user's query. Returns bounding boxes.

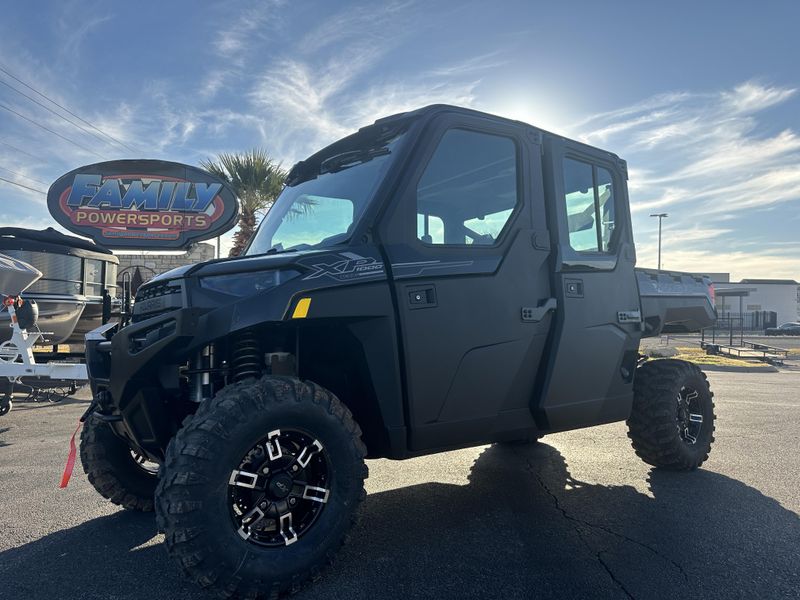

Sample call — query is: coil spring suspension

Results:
[231,329,263,382]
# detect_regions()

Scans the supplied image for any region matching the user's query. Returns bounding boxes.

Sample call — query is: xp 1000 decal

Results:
[47,160,239,250]
[303,254,385,281]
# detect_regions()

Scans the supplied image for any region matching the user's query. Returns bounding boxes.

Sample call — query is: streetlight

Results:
[650,213,669,271]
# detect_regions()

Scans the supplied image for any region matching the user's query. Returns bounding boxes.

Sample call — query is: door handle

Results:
[521,298,557,322]
[406,285,437,309]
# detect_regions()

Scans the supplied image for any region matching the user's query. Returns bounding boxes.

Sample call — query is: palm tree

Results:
[201,149,286,257]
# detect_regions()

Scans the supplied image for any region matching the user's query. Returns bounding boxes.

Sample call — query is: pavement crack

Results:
[597,550,636,600]
[515,447,690,597]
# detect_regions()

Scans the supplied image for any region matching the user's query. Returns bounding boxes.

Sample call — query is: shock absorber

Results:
[191,343,215,403]
[231,329,263,382]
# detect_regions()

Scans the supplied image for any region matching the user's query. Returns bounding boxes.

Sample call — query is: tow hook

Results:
[80,397,99,423]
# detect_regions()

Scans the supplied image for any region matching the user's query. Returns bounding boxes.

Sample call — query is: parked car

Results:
[765,322,800,336]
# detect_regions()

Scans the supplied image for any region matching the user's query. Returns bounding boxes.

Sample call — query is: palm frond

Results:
[201,148,288,256]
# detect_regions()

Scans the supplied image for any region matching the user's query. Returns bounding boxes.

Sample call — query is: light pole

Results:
[650,213,668,271]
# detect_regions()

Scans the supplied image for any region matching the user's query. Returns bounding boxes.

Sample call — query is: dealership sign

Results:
[47,160,239,250]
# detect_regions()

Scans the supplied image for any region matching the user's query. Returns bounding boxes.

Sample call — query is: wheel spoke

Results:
[296,439,323,469]
[266,429,283,461]
[683,428,697,444]
[229,470,259,489]
[279,511,298,545]
[688,413,703,424]
[229,428,330,547]
[237,505,267,540]
[684,389,699,401]
[302,484,330,504]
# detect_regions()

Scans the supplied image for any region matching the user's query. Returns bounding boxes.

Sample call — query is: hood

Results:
[148,249,324,285]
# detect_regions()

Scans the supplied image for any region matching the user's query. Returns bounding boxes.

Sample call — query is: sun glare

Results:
[489,99,571,136]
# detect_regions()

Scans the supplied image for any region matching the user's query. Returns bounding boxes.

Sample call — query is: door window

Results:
[562,157,617,253]
[417,129,518,246]
[85,258,104,297]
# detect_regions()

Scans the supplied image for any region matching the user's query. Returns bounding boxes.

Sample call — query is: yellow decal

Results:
[292,297,312,319]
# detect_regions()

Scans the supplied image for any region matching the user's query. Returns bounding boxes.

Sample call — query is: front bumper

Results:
[85,308,208,461]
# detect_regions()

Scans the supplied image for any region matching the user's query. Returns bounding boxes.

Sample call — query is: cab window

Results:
[562,157,616,253]
[417,129,518,246]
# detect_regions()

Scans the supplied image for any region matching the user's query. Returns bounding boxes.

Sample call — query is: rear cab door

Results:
[537,136,642,430]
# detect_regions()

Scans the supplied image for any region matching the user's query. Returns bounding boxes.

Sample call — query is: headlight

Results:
[198,269,300,297]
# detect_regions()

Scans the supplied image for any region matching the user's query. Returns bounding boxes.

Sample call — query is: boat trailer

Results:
[1,254,88,416]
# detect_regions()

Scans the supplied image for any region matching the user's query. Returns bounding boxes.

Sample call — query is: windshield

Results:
[246,128,407,255]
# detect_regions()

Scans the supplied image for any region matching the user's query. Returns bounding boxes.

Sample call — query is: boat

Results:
[0,252,42,296]
[0,227,118,346]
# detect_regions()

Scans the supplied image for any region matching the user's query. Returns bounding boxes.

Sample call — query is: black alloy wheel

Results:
[229,428,331,547]
[628,359,716,471]
[676,385,705,446]
[156,376,368,599]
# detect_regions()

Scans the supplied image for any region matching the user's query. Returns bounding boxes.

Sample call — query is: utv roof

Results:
[368,104,626,167]
[288,104,627,187]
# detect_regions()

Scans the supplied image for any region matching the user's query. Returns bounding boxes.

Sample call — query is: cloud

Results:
[249,58,482,163]
[247,2,486,164]
[722,82,796,114]
[46,0,114,76]
[578,81,800,278]
[296,1,416,55]
[212,0,286,67]
[636,245,800,281]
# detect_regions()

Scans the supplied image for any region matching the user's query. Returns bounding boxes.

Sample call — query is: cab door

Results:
[536,137,643,431]
[379,112,554,451]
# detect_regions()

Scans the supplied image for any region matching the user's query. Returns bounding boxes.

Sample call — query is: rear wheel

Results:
[156,376,367,599]
[627,359,715,470]
[80,416,158,511]
[0,396,11,416]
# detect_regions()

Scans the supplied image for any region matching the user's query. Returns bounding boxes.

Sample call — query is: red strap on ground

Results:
[59,421,83,489]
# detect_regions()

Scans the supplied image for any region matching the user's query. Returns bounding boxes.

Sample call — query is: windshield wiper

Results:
[263,244,298,256]
[262,243,311,255]
[318,147,391,175]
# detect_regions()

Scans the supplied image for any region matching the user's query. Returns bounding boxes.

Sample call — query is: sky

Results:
[0,0,799,279]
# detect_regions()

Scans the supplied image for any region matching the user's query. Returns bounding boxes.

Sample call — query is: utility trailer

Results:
[636,268,717,335]
[79,105,716,598]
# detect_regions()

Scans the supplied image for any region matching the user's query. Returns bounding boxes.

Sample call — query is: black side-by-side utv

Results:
[80,105,717,598]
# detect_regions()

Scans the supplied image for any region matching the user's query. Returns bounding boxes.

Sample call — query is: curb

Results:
[693,363,779,373]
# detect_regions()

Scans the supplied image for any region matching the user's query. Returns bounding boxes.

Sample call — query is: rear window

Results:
[562,157,616,253]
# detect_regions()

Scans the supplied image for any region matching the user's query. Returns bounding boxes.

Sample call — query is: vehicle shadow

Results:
[5,393,90,411]
[0,444,797,600]
[0,426,9,448]
[308,444,800,600]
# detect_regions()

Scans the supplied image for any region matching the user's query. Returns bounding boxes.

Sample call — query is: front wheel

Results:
[155,376,368,599]
[627,359,716,471]
[80,415,159,511]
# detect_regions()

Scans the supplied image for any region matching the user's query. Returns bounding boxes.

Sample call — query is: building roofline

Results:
[737,279,799,285]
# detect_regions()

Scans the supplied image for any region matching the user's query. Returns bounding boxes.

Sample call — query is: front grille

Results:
[133,280,183,321]
[129,319,177,353]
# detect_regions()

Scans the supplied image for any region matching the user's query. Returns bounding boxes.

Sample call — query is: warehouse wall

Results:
[116,242,215,291]
[714,281,800,325]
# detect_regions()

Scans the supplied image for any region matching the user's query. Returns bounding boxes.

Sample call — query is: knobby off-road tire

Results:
[627,359,716,471]
[80,415,158,511]
[155,376,368,599]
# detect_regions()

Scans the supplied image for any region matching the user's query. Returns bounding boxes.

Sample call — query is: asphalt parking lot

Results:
[1,370,798,600]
